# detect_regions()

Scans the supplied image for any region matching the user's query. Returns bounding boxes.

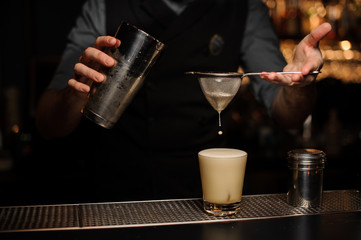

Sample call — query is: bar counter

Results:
[1,190,360,239]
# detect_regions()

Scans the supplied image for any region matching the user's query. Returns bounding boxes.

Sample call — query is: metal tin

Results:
[83,22,165,129]
[287,149,326,208]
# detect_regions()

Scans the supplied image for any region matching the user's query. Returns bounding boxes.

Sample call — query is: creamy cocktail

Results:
[198,148,247,216]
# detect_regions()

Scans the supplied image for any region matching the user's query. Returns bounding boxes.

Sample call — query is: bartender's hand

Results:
[261,22,332,87]
[68,36,120,93]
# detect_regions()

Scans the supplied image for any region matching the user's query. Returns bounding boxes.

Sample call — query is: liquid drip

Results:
[217,111,223,135]
[218,111,222,127]
[203,91,237,137]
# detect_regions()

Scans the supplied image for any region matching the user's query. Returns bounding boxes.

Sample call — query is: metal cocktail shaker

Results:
[287,149,326,208]
[83,22,165,129]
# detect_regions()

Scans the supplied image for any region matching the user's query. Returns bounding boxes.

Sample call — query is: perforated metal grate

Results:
[1,190,360,232]
[0,205,78,231]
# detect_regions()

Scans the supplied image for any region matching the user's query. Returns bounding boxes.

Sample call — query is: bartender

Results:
[35,0,331,201]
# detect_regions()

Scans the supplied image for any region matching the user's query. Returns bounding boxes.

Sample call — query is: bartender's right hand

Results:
[68,36,120,93]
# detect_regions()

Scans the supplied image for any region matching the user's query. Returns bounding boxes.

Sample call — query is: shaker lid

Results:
[287,148,326,163]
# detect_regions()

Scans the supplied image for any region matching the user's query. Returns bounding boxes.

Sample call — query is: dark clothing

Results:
[106,0,247,150]
[46,0,285,201]
[82,0,248,201]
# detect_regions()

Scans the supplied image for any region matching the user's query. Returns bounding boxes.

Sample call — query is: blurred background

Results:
[0,0,360,206]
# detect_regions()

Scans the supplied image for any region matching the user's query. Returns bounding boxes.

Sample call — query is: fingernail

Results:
[96,74,105,82]
[105,58,114,66]
[108,37,115,44]
[81,85,90,93]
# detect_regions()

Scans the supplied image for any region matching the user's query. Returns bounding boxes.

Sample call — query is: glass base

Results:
[203,200,241,216]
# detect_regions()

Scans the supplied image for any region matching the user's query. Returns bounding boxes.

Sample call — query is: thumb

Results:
[303,22,332,47]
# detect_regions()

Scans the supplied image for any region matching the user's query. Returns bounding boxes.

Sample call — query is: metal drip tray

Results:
[1,190,360,232]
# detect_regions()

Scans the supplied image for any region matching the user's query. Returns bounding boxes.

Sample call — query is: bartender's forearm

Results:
[271,84,317,129]
[35,87,87,139]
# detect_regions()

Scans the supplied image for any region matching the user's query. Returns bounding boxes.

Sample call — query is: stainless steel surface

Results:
[1,190,360,232]
[83,21,165,129]
[242,70,320,78]
[186,70,320,78]
[287,149,327,208]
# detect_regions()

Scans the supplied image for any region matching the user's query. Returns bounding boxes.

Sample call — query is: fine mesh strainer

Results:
[187,71,320,128]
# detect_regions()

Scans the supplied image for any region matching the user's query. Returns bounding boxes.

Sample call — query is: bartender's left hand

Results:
[261,22,332,87]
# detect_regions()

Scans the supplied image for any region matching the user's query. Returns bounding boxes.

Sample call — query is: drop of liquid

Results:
[218,130,223,135]
[218,111,222,127]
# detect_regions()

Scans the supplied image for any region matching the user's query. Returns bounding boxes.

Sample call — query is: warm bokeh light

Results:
[340,40,352,51]
[11,124,20,134]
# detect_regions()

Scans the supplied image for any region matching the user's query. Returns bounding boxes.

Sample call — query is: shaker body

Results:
[83,22,165,128]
